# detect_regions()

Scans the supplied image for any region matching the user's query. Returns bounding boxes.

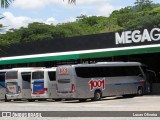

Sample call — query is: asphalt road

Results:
[0,95,160,120]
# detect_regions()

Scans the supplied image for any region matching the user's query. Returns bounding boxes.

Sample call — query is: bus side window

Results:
[48,71,56,81]
[0,72,5,82]
[21,72,31,82]
[124,66,142,76]
[75,66,142,78]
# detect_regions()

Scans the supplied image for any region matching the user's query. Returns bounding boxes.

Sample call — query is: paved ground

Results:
[0,95,160,120]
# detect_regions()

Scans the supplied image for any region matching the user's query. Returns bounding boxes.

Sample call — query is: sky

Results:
[0,0,160,30]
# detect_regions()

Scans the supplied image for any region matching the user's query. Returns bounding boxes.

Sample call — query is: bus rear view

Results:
[56,66,75,98]
[31,68,59,101]
[5,68,34,101]
[31,70,46,99]
[5,71,20,100]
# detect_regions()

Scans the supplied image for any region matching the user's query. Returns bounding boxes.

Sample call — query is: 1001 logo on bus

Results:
[89,79,105,91]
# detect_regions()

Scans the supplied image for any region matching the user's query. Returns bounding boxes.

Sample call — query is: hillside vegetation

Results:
[0,1,160,46]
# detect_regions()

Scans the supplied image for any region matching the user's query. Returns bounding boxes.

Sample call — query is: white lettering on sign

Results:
[59,67,68,74]
[88,79,105,91]
[115,28,160,44]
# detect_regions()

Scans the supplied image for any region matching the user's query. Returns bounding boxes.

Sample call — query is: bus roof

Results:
[12,67,45,70]
[0,69,12,72]
[4,67,46,73]
[31,67,56,72]
[58,62,143,68]
[96,62,142,65]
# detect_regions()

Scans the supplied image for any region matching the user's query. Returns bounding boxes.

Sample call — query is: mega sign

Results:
[115,28,160,44]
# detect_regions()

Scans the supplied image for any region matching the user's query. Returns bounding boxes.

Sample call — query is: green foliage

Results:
[134,0,153,11]
[0,1,160,46]
[125,14,160,30]
[0,0,13,8]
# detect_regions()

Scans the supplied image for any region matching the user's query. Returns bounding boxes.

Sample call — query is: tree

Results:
[0,15,4,29]
[64,0,76,4]
[0,0,75,8]
[134,0,153,11]
[0,0,14,8]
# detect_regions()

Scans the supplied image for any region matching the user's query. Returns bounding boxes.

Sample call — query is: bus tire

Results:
[79,99,87,102]
[93,90,102,101]
[5,95,9,102]
[137,87,143,96]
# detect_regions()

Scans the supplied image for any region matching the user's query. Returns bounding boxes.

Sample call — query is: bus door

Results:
[146,70,157,92]
[0,72,6,99]
[57,67,74,94]
[141,67,151,93]
[21,72,31,98]
[32,71,46,95]
[48,71,57,97]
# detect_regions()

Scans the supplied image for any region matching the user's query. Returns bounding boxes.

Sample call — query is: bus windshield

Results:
[32,71,44,79]
[6,71,18,80]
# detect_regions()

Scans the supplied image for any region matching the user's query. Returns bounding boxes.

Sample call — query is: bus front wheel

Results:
[92,90,102,101]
